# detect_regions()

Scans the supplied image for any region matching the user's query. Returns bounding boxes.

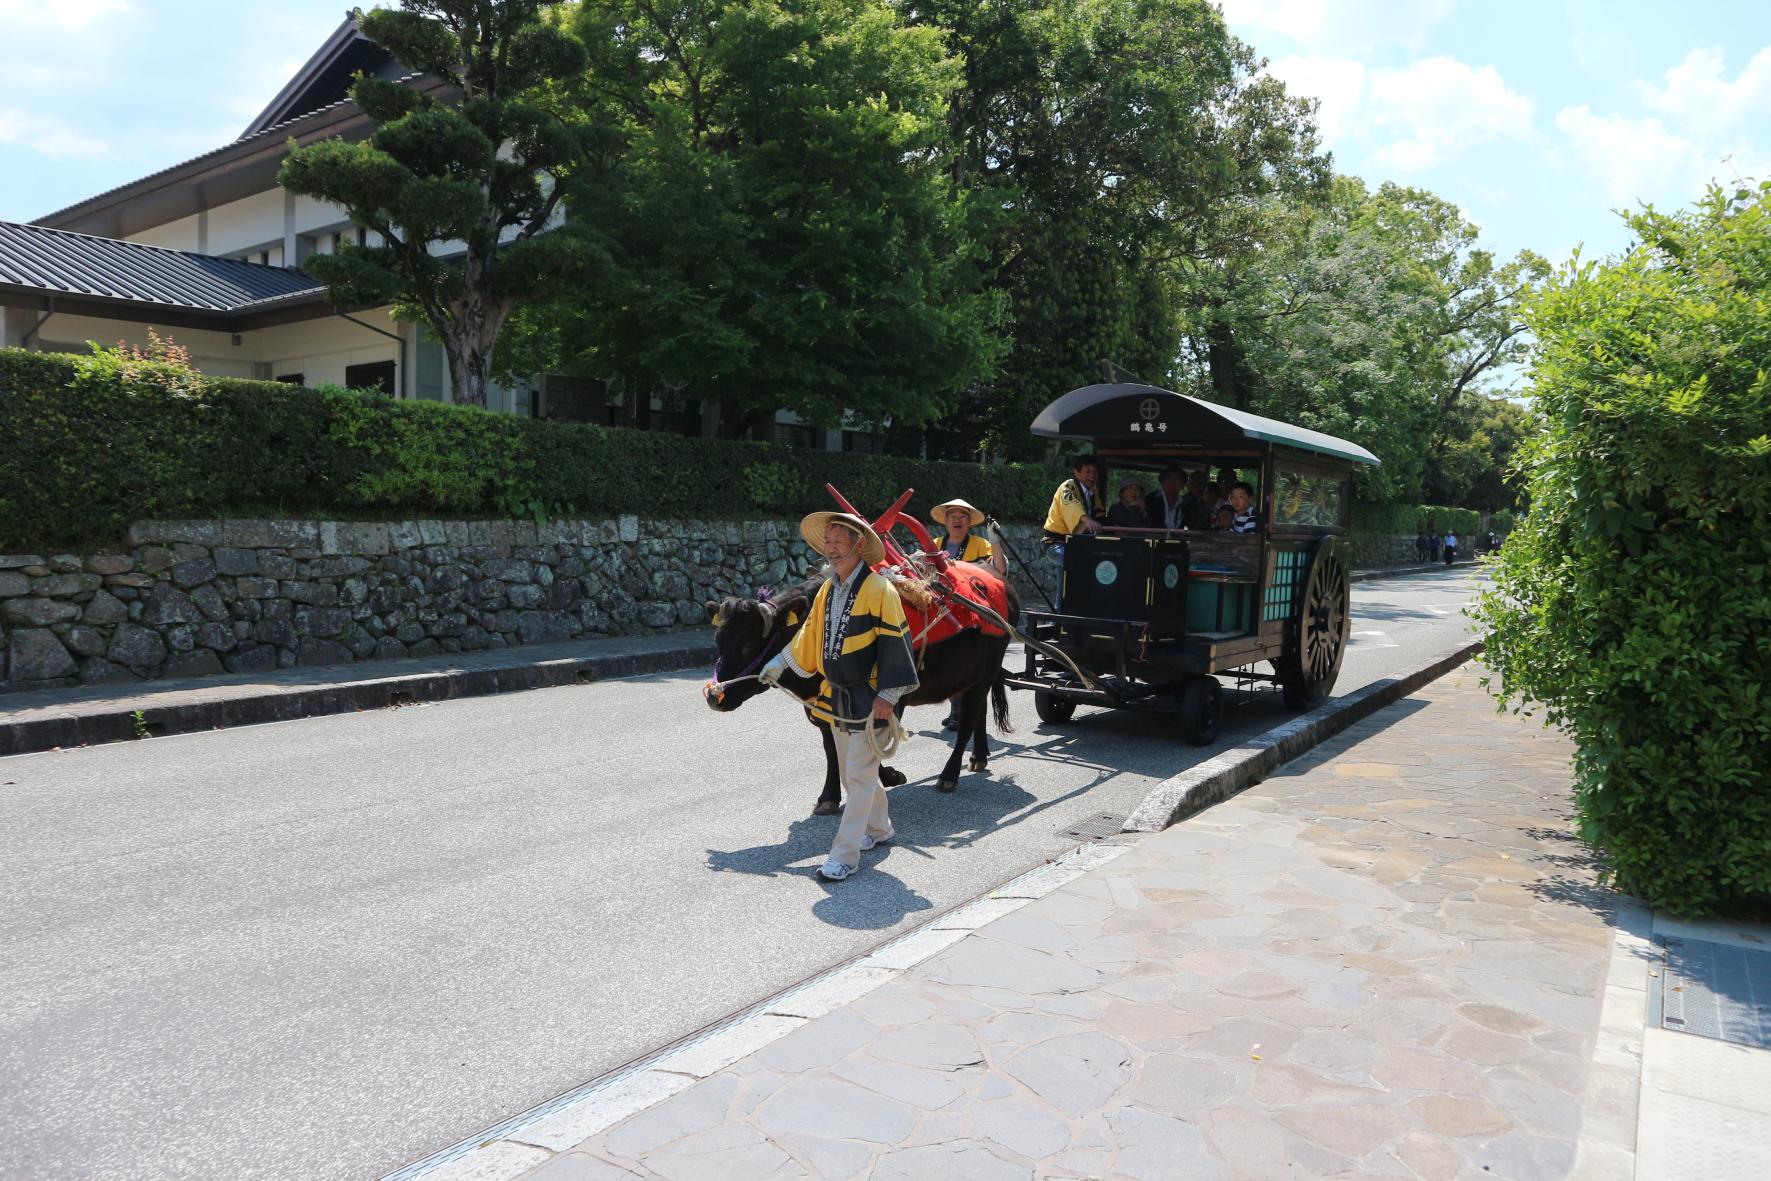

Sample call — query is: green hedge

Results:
[0,346,1505,553]
[1473,185,1771,915]
[0,348,1064,551]
[1351,500,1482,538]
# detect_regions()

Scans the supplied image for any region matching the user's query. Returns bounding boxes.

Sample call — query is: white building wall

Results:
[18,309,403,392]
[129,214,201,252]
[203,189,287,256]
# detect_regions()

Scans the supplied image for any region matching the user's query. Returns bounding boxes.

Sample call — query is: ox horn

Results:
[757,601,778,635]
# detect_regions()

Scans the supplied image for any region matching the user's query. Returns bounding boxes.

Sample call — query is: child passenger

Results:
[1227,482,1258,533]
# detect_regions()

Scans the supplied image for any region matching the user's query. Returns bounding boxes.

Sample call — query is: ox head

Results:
[702,585,807,712]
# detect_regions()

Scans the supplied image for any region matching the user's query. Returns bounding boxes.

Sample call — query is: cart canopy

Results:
[1032,383,1380,467]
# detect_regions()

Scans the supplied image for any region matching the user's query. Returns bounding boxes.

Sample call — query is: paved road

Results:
[0,569,1479,1180]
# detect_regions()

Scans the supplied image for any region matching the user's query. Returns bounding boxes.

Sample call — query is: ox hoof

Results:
[881,766,908,787]
[937,777,958,794]
[968,758,988,773]
[812,800,841,816]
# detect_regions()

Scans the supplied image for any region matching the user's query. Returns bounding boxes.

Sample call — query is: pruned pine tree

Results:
[280,1,610,406]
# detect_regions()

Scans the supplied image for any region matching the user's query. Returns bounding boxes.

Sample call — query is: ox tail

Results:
[991,659,1014,735]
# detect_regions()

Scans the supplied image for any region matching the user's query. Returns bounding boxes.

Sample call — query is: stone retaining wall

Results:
[0,516,1441,692]
[0,517,1055,692]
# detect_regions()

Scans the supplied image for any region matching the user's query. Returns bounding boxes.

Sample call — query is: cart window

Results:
[1274,468,1347,527]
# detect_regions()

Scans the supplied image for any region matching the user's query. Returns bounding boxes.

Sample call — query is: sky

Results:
[3,0,1770,268]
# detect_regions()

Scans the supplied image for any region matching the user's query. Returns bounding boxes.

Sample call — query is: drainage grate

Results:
[1660,937,1771,1049]
[1061,813,1126,843]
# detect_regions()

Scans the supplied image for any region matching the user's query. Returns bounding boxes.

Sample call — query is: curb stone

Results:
[1121,639,1483,832]
[0,642,716,757]
[1350,557,1480,582]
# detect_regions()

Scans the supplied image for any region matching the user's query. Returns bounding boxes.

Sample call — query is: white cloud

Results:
[1557,47,1771,209]
[1366,58,1534,171]
[0,108,108,158]
[1556,106,1703,205]
[1270,53,1533,172]
[1637,46,1771,138]
[1266,54,1367,144]
[0,0,132,33]
[1219,0,1453,54]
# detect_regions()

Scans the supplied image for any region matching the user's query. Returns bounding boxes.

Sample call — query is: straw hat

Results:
[799,511,886,565]
[929,498,985,528]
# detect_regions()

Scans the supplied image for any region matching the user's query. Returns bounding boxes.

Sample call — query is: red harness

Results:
[901,565,1010,650]
[824,483,1011,652]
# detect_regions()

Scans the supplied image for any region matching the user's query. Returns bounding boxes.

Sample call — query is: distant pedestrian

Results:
[1443,531,1459,565]
[1416,531,1429,563]
[1429,532,1442,562]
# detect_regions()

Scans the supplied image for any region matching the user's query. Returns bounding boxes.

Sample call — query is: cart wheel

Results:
[1279,539,1350,709]
[1034,691,1077,724]
[1179,676,1221,745]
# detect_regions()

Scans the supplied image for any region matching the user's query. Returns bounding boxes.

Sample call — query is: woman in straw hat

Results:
[931,498,1009,577]
[931,497,1007,731]
[759,511,920,881]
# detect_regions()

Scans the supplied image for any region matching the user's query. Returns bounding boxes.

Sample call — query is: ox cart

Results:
[1004,383,1379,744]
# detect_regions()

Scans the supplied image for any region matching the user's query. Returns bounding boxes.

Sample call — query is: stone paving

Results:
[512,668,1623,1180]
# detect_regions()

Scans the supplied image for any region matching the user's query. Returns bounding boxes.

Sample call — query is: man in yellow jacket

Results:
[760,512,919,881]
[1042,454,1103,608]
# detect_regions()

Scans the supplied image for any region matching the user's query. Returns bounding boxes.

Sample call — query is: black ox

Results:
[704,574,1018,813]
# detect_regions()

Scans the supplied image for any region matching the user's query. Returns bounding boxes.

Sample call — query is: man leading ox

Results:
[759,512,919,882]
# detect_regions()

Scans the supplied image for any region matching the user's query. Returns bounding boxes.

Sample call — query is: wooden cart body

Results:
[1004,383,1379,740]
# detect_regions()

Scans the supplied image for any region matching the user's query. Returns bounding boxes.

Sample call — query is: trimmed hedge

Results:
[1,346,1494,553]
[1351,500,1481,538]
[0,349,1066,551]
[1473,185,1771,915]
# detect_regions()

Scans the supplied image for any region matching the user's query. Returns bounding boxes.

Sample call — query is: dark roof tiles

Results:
[0,221,324,312]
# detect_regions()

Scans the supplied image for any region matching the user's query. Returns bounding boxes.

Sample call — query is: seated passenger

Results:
[1216,466,1241,510]
[1228,481,1259,533]
[1145,468,1186,531]
[1107,477,1149,529]
[1179,469,1214,531]
[1212,505,1234,531]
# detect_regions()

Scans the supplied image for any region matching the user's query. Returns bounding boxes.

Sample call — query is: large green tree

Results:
[1184,177,1547,502]
[1425,393,1536,510]
[907,0,1327,458]
[500,0,1004,439]
[280,1,608,407]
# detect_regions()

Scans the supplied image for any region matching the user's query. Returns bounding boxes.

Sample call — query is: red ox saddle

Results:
[898,565,1010,650]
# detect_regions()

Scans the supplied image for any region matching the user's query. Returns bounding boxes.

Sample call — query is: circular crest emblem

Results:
[1163,564,1180,589]
[1139,397,1161,421]
[1095,560,1119,587]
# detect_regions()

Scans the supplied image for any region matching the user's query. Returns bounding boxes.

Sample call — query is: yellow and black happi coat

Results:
[1043,478,1097,539]
[939,532,994,564]
[784,570,919,729]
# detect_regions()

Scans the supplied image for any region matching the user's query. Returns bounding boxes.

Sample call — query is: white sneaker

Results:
[860,833,893,852]
[818,860,855,881]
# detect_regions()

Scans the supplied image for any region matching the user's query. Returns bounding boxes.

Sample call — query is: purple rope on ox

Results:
[712,587,780,682]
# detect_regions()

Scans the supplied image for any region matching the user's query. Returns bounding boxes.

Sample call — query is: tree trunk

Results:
[1205,317,1255,411]
[442,274,512,408]
[717,399,775,440]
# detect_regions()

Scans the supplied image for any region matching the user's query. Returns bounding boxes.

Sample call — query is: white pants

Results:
[829,722,893,868]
